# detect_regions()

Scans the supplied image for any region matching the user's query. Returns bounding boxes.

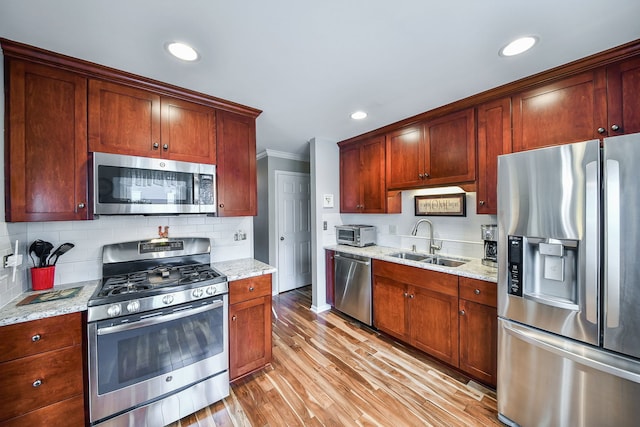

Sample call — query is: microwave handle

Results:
[194,174,201,205]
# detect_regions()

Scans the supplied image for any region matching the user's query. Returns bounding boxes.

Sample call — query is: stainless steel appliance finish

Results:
[93,152,216,215]
[87,237,229,427]
[335,224,376,247]
[334,252,373,326]
[480,224,497,267]
[497,134,640,427]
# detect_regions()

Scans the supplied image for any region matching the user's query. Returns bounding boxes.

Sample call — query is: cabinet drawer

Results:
[0,395,85,427]
[0,312,82,363]
[0,345,83,422]
[459,277,497,307]
[229,274,272,304]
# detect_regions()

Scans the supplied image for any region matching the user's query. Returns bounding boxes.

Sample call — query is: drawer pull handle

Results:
[249,287,255,292]
[474,289,481,295]
[32,379,42,388]
[31,334,41,342]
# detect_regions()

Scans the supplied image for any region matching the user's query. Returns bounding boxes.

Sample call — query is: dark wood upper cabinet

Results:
[216,110,257,216]
[386,108,475,190]
[89,80,217,163]
[5,59,89,222]
[340,135,399,213]
[512,70,608,152]
[606,56,640,137]
[476,98,512,215]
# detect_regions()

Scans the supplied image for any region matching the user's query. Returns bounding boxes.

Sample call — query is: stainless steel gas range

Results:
[87,237,229,427]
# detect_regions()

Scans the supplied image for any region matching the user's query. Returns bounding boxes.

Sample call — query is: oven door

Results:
[88,295,228,424]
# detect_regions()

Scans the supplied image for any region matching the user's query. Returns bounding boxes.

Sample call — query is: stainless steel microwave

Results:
[93,152,216,215]
[335,224,376,247]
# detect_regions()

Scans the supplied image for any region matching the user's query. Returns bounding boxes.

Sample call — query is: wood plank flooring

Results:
[169,286,500,427]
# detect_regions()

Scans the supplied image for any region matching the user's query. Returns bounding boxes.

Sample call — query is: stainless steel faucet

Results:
[411,219,442,254]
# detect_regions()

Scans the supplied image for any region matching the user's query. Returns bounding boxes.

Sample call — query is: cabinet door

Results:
[360,136,387,213]
[476,98,512,214]
[409,285,459,367]
[512,70,607,151]
[386,125,424,189]
[6,60,89,222]
[88,79,161,157]
[373,276,409,341]
[459,299,497,387]
[229,295,272,380]
[339,143,362,213]
[607,56,640,136]
[160,97,216,163]
[216,110,257,216]
[424,108,476,185]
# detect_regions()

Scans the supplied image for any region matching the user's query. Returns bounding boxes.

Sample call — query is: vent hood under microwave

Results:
[93,152,216,216]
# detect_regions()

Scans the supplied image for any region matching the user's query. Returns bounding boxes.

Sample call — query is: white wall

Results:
[309,137,340,313]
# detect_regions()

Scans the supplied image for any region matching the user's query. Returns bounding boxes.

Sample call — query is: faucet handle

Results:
[431,240,443,251]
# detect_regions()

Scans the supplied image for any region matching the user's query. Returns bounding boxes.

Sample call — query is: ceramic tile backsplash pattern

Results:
[0,215,254,308]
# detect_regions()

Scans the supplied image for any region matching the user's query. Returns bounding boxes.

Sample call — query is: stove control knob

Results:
[162,295,174,305]
[107,304,121,317]
[206,285,216,296]
[127,300,141,313]
[192,288,204,298]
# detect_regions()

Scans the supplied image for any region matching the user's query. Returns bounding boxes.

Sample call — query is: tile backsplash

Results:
[0,215,254,308]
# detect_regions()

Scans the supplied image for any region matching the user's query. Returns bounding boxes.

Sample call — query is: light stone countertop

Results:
[0,258,276,327]
[324,244,498,283]
[0,280,100,327]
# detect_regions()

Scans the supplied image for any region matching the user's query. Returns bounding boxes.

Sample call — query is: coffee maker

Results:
[481,224,498,267]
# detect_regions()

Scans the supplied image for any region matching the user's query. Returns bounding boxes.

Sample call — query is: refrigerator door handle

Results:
[503,320,640,384]
[585,160,599,324]
[605,159,621,328]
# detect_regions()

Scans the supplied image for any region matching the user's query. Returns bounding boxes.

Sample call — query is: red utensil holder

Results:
[31,266,55,291]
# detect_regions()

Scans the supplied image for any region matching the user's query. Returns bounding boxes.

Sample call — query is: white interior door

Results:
[276,171,311,293]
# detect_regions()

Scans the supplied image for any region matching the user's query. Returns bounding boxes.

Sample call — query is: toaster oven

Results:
[335,224,376,247]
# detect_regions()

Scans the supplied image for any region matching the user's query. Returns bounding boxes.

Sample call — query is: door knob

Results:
[280,237,284,241]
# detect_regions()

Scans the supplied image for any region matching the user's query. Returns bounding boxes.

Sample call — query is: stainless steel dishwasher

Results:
[334,252,372,326]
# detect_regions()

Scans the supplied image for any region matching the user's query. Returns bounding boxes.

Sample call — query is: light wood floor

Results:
[169,286,501,427]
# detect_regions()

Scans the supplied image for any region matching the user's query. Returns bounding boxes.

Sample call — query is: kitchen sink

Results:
[388,252,431,262]
[388,252,469,267]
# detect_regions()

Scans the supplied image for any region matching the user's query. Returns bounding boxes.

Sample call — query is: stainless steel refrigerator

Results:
[497,133,640,427]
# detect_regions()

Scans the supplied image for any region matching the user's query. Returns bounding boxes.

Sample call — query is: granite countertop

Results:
[0,258,276,328]
[325,244,498,283]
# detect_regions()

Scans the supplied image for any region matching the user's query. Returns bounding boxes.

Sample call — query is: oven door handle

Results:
[97,298,224,336]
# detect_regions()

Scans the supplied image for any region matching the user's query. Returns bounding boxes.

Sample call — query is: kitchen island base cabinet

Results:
[0,312,85,426]
[229,274,272,381]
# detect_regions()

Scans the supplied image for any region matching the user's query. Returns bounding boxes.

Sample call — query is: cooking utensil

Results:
[28,240,40,267]
[39,241,53,268]
[47,242,75,265]
[30,239,50,267]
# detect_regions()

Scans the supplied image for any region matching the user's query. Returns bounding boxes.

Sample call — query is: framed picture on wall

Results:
[414,193,466,216]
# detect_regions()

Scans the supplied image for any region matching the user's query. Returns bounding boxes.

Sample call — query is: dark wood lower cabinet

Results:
[373,260,497,387]
[229,274,273,381]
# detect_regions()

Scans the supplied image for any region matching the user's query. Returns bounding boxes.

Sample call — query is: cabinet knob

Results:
[163,144,169,150]
[219,203,224,208]
[31,334,41,342]
[409,294,415,299]
[418,173,424,179]
[153,142,159,149]
[32,379,42,388]
[249,286,255,292]
[403,292,408,298]
[78,202,85,209]
[479,201,485,206]
[611,124,620,132]
[474,289,481,295]
[597,127,606,134]
[232,315,237,322]
[459,310,466,316]
[424,172,430,178]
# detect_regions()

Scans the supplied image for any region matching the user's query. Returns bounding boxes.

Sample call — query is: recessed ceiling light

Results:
[351,111,367,120]
[166,42,199,61]
[500,36,538,57]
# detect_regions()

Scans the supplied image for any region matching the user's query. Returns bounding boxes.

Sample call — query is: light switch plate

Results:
[323,194,334,208]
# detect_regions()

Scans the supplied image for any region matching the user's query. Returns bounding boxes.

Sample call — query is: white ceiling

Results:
[2,1,640,158]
